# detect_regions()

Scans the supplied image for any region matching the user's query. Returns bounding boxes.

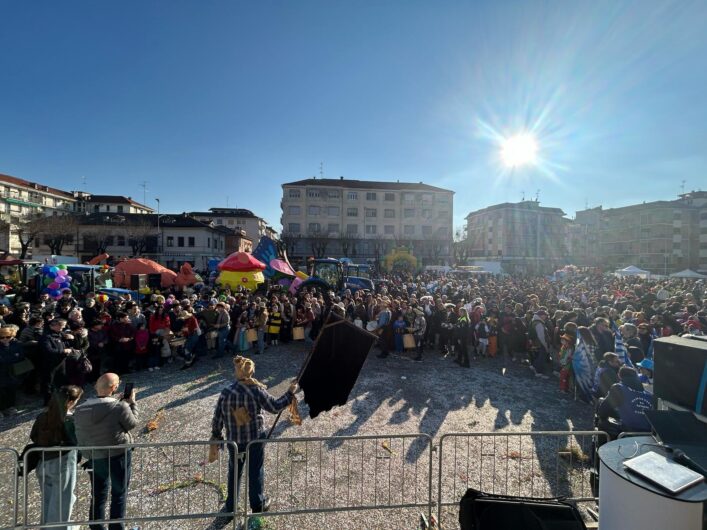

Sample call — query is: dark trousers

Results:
[0,385,16,410]
[88,451,132,530]
[533,346,549,375]
[225,440,266,513]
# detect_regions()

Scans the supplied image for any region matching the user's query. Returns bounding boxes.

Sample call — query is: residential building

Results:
[32,212,227,270]
[465,200,569,274]
[217,226,253,254]
[572,191,707,274]
[189,208,274,243]
[0,172,76,256]
[71,192,154,214]
[280,177,454,265]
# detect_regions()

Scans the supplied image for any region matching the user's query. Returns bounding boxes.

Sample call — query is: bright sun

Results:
[501,133,538,167]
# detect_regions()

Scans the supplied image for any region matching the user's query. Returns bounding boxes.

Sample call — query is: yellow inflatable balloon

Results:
[217,270,264,291]
[295,270,309,280]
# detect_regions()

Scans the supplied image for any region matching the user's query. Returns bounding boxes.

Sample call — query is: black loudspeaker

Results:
[653,336,707,416]
[130,274,147,291]
[459,489,587,530]
[147,273,162,289]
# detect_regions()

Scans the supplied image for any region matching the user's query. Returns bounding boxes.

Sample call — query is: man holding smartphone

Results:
[74,373,138,530]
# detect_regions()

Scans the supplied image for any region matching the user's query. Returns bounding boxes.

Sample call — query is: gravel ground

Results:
[0,342,595,530]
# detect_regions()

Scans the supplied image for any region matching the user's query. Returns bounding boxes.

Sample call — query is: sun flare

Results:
[501,134,538,167]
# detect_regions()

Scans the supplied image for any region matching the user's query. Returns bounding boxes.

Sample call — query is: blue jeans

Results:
[257,329,265,354]
[184,333,200,361]
[36,450,78,530]
[88,451,132,530]
[225,439,266,513]
[217,327,230,357]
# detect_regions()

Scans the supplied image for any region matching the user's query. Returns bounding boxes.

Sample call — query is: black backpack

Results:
[459,488,587,530]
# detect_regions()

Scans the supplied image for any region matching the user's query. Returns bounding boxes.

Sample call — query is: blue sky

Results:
[1,1,706,231]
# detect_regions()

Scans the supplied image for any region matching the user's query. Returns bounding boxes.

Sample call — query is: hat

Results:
[637,358,654,371]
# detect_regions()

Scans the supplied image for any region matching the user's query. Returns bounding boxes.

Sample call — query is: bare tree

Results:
[339,232,361,258]
[308,230,332,258]
[279,230,301,259]
[15,213,44,259]
[36,215,78,256]
[371,235,391,269]
[123,217,155,256]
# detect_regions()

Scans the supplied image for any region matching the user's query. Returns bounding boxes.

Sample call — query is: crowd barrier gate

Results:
[1,431,609,529]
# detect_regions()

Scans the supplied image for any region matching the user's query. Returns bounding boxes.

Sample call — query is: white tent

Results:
[615,265,651,277]
[669,269,707,279]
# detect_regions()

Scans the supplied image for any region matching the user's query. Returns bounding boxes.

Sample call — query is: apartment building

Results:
[32,212,226,270]
[71,192,154,214]
[465,200,569,274]
[573,191,707,274]
[280,177,454,264]
[0,172,76,255]
[189,208,275,242]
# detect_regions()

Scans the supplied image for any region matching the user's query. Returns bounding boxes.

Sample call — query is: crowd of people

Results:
[0,270,705,528]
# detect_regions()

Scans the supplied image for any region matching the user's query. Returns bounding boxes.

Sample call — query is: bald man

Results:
[74,373,138,530]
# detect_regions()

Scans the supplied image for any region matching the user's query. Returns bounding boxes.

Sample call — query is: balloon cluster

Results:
[41,264,72,300]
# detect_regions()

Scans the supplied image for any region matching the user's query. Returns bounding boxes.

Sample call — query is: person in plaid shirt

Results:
[211,355,297,526]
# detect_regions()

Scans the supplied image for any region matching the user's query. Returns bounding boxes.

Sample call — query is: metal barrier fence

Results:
[436,431,608,526]
[20,440,240,530]
[243,434,434,529]
[1,431,608,529]
[0,447,19,530]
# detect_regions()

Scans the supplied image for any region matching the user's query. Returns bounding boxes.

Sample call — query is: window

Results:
[422,225,433,236]
[437,194,449,203]
[288,206,301,215]
[288,189,301,198]
[166,236,174,247]
[288,223,301,233]
[404,225,415,235]
[384,209,395,218]
[384,193,395,201]
[366,192,377,201]
[93,205,100,213]
[117,235,126,246]
[438,211,449,219]
[384,225,395,235]
[327,190,340,199]
[308,222,321,233]
[177,236,184,247]
[106,205,111,212]
[327,206,340,216]
[308,205,321,216]
[188,236,195,247]
[422,209,432,219]
[365,225,377,235]
[403,193,415,201]
[227,219,234,225]
[117,205,124,213]
[422,193,433,202]
[307,189,320,198]
[216,218,223,225]
[105,236,114,246]
[347,192,358,200]
[327,223,339,234]
[347,208,358,217]
[365,208,377,218]
[404,208,415,218]
[208,238,211,248]
[346,224,358,234]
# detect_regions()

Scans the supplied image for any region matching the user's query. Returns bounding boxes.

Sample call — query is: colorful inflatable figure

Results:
[217,252,266,291]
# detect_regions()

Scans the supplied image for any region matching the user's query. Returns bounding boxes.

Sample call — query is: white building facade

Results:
[280,178,454,264]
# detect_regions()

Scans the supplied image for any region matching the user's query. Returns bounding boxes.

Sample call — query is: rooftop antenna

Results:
[226,196,229,208]
[521,190,525,201]
[585,197,589,209]
[81,175,87,189]
[680,179,686,195]
[320,162,324,179]
[140,181,149,204]
[535,189,540,202]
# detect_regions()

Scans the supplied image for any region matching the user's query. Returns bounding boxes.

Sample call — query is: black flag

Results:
[298,313,378,418]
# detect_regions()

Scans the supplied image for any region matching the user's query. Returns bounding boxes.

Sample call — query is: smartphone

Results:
[123,382,134,401]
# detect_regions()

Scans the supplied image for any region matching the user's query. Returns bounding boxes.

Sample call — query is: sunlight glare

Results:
[501,134,538,167]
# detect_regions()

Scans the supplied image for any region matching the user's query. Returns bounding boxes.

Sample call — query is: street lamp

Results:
[155,198,161,259]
